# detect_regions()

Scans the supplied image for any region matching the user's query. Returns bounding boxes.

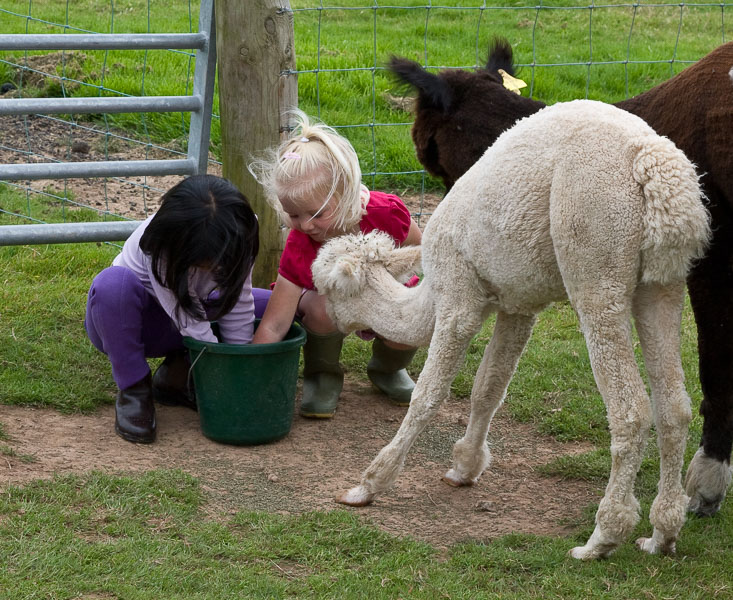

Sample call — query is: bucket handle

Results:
[187,346,208,395]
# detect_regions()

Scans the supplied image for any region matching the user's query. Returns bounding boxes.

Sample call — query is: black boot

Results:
[152,350,197,411]
[115,373,156,443]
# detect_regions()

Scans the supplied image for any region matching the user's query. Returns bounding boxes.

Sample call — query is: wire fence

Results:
[0,0,212,231]
[0,0,730,230]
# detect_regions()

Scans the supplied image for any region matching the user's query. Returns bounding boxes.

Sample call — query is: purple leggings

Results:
[85,266,271,390]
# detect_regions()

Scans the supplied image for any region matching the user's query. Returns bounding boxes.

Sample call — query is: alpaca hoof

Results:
[441,469,477,487]
[336,486,375,507]
[684,448,731,516]
[687,491,725,517]
[635,536,675,555]
[635,537,656,554]
[569,545,598,560]
[569,541,616,560]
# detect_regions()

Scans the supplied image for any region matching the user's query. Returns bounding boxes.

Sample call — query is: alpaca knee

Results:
[609,404,652,458]
[443,438,491,487]
[655,390,692,436]
[608,422,651,479]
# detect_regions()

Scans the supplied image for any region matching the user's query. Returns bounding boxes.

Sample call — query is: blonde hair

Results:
[248,109,367,232]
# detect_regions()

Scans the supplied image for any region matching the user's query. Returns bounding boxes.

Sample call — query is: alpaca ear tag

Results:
[498,69,527,95]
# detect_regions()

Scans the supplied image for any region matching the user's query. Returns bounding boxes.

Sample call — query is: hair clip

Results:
[282,151,301,160]
[299,136,310,143]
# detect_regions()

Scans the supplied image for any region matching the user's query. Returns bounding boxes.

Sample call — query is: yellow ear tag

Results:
[498,68,527,95]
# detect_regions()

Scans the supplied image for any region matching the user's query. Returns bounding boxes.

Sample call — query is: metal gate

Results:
[0,0,215,245]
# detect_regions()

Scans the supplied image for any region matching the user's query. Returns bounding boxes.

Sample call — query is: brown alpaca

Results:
[388,40,733,516]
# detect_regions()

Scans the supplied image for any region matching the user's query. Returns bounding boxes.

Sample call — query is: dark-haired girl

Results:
[85,175,268,443]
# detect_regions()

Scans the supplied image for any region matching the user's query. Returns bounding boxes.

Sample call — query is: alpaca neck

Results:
[362,278,435,348]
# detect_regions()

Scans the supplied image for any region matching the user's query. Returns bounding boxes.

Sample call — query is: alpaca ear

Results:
[385,245,422,281]
[325,255,364,297]
[387,56,452,112]
[485,37,515,75]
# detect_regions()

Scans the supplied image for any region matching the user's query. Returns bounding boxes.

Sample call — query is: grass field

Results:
[1,1,733,598]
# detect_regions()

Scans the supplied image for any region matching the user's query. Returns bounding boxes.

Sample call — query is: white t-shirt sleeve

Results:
[214,272,256,345]
[147,264,219,343]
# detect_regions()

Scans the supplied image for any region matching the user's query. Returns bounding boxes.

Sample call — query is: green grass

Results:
[0,243,119,411]
[0,468,732,599]
[0,185,127,410]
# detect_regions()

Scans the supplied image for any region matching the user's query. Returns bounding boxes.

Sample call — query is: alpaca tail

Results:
[633,136,711,285]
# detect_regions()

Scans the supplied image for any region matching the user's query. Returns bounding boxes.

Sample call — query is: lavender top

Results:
[112,215,255,344]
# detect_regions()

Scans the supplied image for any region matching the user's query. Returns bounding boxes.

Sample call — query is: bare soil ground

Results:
[1,380,598,548]
[0,90,600,548]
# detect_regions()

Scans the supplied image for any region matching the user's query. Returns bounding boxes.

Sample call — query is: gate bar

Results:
[0,221,142,246]
[0,159,197,181]
[0,95,202,116]
[0,33,207,51]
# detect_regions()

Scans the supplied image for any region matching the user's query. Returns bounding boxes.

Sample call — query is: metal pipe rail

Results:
[0,159,198,181]
[0,95,203,116]
[0,221,142,246]
[0,33,207,51]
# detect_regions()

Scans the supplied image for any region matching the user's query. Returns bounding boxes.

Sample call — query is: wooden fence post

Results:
[215,0,297,287]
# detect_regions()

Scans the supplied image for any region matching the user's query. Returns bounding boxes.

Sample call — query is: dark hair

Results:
[139,174,259,322]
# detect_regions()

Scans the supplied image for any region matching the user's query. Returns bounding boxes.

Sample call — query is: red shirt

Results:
[278,190,412,290]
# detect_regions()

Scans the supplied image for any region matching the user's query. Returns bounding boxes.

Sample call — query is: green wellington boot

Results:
[300,329,345,418]
[367,338,417,406]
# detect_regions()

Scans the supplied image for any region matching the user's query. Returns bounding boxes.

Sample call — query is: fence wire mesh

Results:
[288,1,730,224]
[0,0,730,230]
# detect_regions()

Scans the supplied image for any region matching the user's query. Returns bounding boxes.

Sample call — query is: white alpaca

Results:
[312,100,710,559]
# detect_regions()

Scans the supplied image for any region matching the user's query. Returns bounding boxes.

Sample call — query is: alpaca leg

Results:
[443,311,536,486]
[631,282,691,555]
[685,252,733,516]
[683,117,733,516]
[338,299,487,506]
[569,303,652,560]
[548,169,653,558]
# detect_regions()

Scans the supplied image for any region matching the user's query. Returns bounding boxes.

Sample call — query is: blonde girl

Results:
[250,110,421,418]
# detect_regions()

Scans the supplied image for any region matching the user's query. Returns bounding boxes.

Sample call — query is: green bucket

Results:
[183,321,306,445]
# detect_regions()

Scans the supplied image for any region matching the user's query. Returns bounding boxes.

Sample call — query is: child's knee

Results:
[299,291,336,331]
[90,266,145,308]
[252,287,272,319]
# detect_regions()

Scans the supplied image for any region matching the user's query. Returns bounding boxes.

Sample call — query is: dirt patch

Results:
[402,190,442,228]
[0,379,599,548]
